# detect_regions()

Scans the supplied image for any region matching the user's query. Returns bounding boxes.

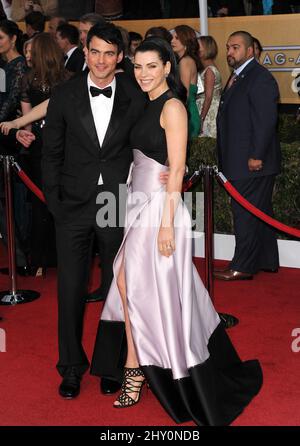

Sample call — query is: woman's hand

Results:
[0,121,18,135]
[158,226,175,258]
[16,130,36,148]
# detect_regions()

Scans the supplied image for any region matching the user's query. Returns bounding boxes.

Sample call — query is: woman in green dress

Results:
[171,25,202,138]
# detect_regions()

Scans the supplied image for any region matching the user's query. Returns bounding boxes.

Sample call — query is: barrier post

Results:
[0,155,40,305]
[202,164,239,328]
[203,165,214,300]
[4,156,17,295]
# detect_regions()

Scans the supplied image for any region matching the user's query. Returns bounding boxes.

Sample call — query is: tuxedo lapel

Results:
[101,78,131,151]
[73,75,101,154]
[72,74,131,154]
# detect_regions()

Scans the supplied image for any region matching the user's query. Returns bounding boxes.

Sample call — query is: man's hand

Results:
[248,158,263,172]
[159,171,169,184]
[16,130,36,148]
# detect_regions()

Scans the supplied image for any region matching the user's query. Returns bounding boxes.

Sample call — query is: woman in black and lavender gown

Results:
[91,37,263,426]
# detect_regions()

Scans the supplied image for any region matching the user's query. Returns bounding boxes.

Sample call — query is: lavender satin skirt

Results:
[93,149,263,425]
[101,149,220,379]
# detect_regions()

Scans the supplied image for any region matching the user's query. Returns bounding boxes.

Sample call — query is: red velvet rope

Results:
[14,163,300,239]
[16,165,195,203]
[217,173,300,239]
[182,171,201,192]
[16,169,46,203]
[182,178,194,192]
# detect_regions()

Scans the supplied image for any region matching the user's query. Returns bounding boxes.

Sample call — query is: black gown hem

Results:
[90,320,263,426]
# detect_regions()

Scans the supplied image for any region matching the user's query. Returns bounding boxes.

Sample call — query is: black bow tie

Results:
[90,86,112,98]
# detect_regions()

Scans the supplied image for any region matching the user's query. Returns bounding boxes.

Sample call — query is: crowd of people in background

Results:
[0,3,292,280]
[0,1,300,21]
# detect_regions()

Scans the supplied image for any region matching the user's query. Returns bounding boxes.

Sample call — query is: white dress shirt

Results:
[87,74,116,185]
[234,57,255,76]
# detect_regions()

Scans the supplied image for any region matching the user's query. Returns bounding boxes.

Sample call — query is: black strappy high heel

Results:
[113,367,146,409]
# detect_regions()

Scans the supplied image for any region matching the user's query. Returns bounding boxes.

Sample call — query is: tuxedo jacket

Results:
[65,47,85,74]
[216,59,281,181]
[41,72,146,221]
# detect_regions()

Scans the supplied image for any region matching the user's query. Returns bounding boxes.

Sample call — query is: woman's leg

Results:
[114,258,145,406]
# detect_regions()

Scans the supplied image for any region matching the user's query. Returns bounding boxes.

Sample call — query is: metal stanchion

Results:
[203,166,214,298]
[0,155,40,305]
[202,165,238,329]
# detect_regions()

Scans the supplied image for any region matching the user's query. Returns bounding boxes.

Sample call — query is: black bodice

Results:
[129,89,175,165]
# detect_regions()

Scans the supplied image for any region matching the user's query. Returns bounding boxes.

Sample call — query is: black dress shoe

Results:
[100,378,121,395]
[214,269,253,281]
[59,367,82,399]
[86,287,105,303]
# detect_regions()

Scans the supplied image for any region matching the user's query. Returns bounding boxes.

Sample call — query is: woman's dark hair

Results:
[253,37,263,57]
[135,37,186,103]
[145,26,172,44]
[174,25,202,71]
[86,22,124,54]
[0,20,24,54]
[28,32,67,88]
[24,11,46,33]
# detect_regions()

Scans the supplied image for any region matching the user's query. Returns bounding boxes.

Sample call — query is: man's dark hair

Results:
[86,22,124,54]
[129,31,142,44]
[80,12,106,26]
[145,26,172,44]
[25,11,46,33]
[57,23,79,45]
[229,31,254,49]
[49,15,67,26]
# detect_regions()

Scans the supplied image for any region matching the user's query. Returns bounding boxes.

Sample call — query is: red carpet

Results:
[0,250,300,426]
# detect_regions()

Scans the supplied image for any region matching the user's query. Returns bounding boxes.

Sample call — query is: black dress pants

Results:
[230,175,279,274]
[55,192,124,377]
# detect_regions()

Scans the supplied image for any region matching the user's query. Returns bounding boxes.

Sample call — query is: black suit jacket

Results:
[216,59,281,181]
[42,72,146,221]
[65,47,85,74]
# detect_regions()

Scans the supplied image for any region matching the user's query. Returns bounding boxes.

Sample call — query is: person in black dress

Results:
[0,20,28,271]
[20,32,69,275]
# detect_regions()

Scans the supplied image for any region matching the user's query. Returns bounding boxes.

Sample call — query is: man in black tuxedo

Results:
[56,23,85,74]
[215,31,281,281]
[42,23,146,398]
